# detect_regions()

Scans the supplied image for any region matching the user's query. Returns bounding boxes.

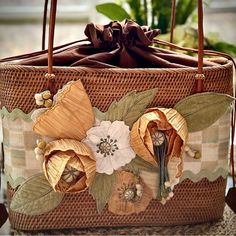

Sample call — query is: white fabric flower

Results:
[83,121,136,175]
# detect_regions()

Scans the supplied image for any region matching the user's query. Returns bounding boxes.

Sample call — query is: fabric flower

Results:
[32,80,95,140]
[130,108,188,199]
[131,108,188,176]
[83,121,136,175]
[43,139,96,193]
[108,171,153,215]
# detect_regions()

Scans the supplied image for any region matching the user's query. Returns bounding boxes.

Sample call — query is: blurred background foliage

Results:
[96,0,236,57]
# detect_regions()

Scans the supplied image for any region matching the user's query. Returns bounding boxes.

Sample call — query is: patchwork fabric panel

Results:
[1,110,231,182]
[181,111,231,179]
[3,117,41,180]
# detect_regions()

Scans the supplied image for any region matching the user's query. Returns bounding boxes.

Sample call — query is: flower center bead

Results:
[96,135,119,157]
[151,131,165,146]
[61,165,81,183]
[124,189,135,201]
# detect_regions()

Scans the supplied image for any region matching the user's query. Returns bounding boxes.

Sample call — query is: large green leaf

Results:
[10,173,64,215]
[96,3,130,21]
[93,88,157,127]
[124,156,158,173]
[89,172,116,213]
[174,92,234,132]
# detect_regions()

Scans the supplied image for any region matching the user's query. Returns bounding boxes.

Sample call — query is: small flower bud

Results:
[34,147,44,155]
[42,90,52,100]
[35,93,43,100]
[188,149,195,158]
[44,99,53,108]
[37,140,47,150]
[184,145,190,152]
[136,190,143,197]
[135,184,143,190]
[35,154,44,161]
[164,181,171,188]
[194,151,201,159]
[160,198,167,205]
[36,99,44,106]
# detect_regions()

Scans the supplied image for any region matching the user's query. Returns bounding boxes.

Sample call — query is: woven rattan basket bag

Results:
[0,0,235,231]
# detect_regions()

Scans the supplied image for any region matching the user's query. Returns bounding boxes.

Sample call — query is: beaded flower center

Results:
[96,135,119,157]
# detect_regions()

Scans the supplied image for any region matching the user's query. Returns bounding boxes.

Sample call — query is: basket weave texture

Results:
[0,61,233,229]
[0,62,233,113]
[8,178,226,230]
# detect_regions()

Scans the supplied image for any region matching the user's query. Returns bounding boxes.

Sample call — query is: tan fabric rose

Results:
[43,139,96,193]
[130,108,188,177]
[108,171,153,215]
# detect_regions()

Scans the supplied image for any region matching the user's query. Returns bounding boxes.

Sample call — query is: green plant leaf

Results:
[211,41,236,57]
[124,156,158,173]
[89,172,116,213]
[174,92,234,132]
[176,0,197,25]
[93,88,157,127]
[10,173,64,215]
[96,3,130,21]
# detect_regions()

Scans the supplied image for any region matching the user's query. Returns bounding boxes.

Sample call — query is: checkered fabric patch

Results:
[2,117,41,180]
[182,111,231,175]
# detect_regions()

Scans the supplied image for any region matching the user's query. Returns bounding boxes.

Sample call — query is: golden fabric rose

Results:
[43,139,96,193]
[130,108,188,177]
[108,171,153,215]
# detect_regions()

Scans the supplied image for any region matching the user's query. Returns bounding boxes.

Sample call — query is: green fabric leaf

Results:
[10,173,64,216]
[93,88,157,127]
[124,156,158,173]
[96,3,130,21]
[4,174,26,189]
[89,172,116,213]
[174,92,234,132]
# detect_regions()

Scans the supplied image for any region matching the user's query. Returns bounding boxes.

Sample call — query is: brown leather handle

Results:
[42,0,49,50]
[170,0,204,92]
[46,0,57,94]
[170,0,176,45]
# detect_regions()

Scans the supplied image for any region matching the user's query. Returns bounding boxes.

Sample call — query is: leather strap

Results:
[46,0,57,94]
[48,0,57,75]
[231,70,236,188]
[170,0,176,45]
[42,0,49,50]
[196,0,204,92]
[169,0,204,92]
